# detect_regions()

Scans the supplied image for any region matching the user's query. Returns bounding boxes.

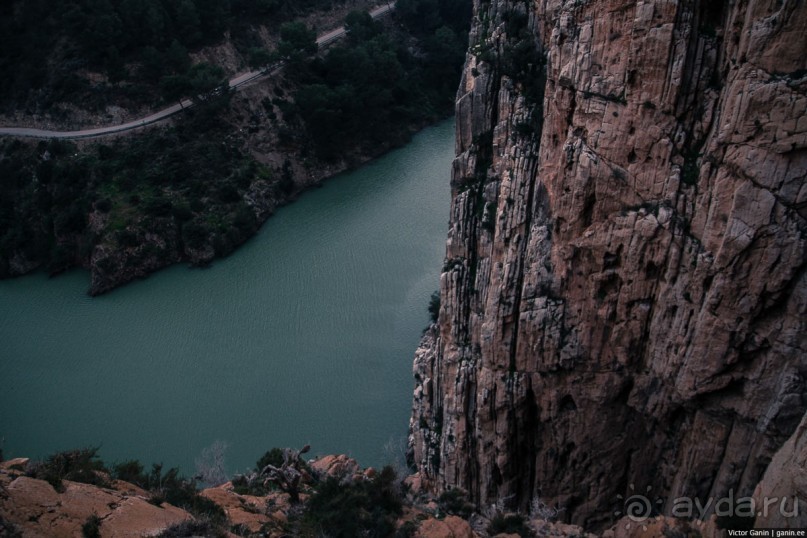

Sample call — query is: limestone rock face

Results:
[753,411,807,528]
[410,0,807,529]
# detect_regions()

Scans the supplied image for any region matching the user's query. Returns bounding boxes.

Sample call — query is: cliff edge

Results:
[410,0,807,529]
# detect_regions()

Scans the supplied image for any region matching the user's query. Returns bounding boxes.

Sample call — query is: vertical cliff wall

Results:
[409,0,807,528]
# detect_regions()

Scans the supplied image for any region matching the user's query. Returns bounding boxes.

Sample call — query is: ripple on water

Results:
[0,119,454,474]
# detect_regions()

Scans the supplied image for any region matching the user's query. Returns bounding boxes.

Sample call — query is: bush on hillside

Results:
[298,466,403,537]
[428,291,441,323]
[27,447,109,492]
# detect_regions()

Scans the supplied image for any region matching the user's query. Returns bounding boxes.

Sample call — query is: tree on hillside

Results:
[423,26,465,94]
[344,10,380,43]
[395,0,442,34]
[248,47,279,70]
[278,21,317,62]
[174,0,202,46]
[165,40,192,74]
[231,0,278,17]
[159,62,226,104]
[396,0,472,35]
[194,0,232,42]
[160,73,192,103]
[187,62,227,100]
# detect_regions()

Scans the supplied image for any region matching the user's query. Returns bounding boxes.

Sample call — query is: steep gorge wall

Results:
[409,0,807,528]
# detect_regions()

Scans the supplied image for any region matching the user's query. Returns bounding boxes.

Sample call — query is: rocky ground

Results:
[0,455,727,538]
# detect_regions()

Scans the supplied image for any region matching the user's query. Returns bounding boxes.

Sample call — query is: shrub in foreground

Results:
[27,447,108,492]
[156,519,227,538]
[81,514,101,538]
[488,513,531,537]
[299,466,403,537]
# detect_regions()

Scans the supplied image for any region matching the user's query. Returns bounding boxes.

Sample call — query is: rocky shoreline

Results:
[81,120,431,296]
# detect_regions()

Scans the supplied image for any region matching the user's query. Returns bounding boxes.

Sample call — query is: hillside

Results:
[0,0,471,294]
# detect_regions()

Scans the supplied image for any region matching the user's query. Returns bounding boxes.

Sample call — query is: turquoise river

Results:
[0,119,454,475]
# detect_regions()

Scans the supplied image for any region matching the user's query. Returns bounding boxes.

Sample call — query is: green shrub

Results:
[428,291,441,323]
[230,475,252,495]
[172,204,193,222]
[278,21,318,61]
[396,520,418,538]
[144,196,173,217]
[29,447,109,492]
[111,459,149,487]
[146,464,226,523]
[256,448,285,471]
[112,460,225,524]
[681,152,700,186]
[182,221,210,249]
[0,515,22,538]
[81,514,101,538]
[156,519,226,538]
[217,184,241,203]
[233,204,257,234]
[95,199,112,213]
[117,229,140,248]
[291,0,471,159]
[438,488,474,518]
[488,513,530,537]
[481,201,496,232]
[300,466,403,537]
[236,446,315,497]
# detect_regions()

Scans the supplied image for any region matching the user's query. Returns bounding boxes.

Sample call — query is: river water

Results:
[0,119,453,475]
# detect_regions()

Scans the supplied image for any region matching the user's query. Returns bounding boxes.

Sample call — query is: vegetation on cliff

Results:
[291,0,471,158]
[0,0,358,114]
[0,0,471,292]
[0,101,262,284]
[8,447,413,538]
[1,446,726,537]
[22,447,226,524]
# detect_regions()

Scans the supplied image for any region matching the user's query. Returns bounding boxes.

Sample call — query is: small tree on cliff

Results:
[259,444,311,503]
[428,290,441,323]
[194,440,228,486]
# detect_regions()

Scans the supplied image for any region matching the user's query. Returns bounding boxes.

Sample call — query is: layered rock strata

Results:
[410,0,807,529]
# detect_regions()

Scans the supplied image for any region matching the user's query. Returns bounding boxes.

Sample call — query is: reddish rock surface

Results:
[753,411,807,528]
[416,514,478,538]
[309,453,365,481]
[410,0,807,530]
[200,486,273,533]
[603,515,721,538]
[0,469,190,537]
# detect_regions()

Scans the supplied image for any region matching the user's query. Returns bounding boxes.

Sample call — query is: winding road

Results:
[0,2,395,140]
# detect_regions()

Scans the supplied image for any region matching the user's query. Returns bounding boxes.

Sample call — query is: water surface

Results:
[0,119,453,474]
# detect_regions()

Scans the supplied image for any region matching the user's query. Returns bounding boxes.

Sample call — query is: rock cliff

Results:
[409,0,807,529]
